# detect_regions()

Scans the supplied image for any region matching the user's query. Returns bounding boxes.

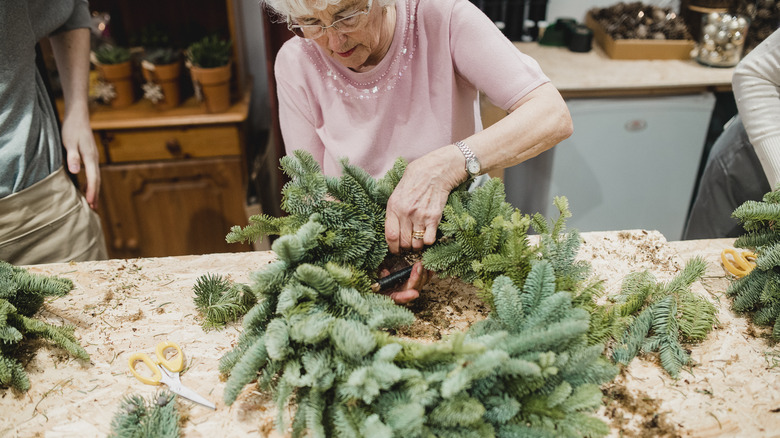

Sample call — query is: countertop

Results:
[2,230,779,437]
[513,42,735,98]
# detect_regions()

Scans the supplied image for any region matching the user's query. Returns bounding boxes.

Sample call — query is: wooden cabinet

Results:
[73,91,254,259]
[78,91,254,259]
[61,0,255,258]
[100,157,249,258]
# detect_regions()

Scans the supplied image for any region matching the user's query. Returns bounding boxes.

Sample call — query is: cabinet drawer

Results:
[92,133,108,163]
[98,125,241,162]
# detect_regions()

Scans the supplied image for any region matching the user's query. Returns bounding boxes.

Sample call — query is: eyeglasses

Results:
[287,0,372,39]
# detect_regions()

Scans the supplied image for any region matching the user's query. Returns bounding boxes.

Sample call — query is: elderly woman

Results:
[267,0,573,301]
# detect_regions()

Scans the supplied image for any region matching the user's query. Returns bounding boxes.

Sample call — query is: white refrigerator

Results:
[504,92,716,240]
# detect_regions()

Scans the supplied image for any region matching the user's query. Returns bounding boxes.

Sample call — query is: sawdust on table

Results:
[1,230,779,438]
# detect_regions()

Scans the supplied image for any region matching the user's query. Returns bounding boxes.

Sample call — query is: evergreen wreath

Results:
[220,151,619,437]
[0,261,90,391]
[729,189,780,339]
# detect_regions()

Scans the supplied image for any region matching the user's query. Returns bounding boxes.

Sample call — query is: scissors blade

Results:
[160,372,216,410]
[168,382,217,410]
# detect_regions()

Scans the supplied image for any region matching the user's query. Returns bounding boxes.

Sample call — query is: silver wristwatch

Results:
[455,140,481,177]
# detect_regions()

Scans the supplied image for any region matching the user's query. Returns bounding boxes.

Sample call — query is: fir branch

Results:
[192,273,256,330]
[732,200,780,222]
[734,229,780,249]
[0,356,30,391]
[730,190,780,339]
[223,336,269,405]
[108,391,180,438]
[608,258,714,377]
[12,314,89,360]
[762,189,780,203]
[0,263,89,391]
[753,301,780,326]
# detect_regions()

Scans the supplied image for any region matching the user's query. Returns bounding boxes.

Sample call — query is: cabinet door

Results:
[543,93,715,240]
[101,157,251,258]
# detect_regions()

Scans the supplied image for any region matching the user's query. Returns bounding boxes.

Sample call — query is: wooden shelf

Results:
[58,83,250,130]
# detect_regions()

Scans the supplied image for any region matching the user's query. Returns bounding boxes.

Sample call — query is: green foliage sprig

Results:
[219,150,618,437]
[193,273,256,330]
[608,257,716,377]
[108,390,180,438]
[186,35,232,68]
[94,45,132,65]
[0,261,89,391]
[729,190,780,339]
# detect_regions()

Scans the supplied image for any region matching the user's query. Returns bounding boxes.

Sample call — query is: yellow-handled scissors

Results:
[721,248,757,278]
[128,341,215,410]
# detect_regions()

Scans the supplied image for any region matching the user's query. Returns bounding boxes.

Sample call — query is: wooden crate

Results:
[585,12,696,60]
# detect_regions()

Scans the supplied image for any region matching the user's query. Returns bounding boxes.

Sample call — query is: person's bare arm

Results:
[49,27,101,208]
[385,83,573,254]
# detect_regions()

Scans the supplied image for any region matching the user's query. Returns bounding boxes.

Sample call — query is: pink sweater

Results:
[275,0,549,177]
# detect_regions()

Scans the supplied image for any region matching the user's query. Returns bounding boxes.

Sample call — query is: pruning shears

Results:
[720,248,756,278]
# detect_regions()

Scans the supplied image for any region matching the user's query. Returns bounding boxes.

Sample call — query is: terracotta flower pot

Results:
[189,62,232,113]
[97,61,135,108]
[142,61,182,110]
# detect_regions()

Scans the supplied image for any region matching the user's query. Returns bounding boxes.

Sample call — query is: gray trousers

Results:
[683,115,771,240]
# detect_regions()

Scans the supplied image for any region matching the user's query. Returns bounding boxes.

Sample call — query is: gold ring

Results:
[412,230,425,240]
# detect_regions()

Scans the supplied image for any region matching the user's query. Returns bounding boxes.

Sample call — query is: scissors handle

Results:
[721,248,757,278]
[128,352,163,385]
[155,341,184,373]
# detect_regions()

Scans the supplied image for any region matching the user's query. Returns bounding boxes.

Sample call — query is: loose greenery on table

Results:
[108,390,180,438]
[193,273,255,330]
[608,257,715,378]
[0,261,89,391]
[729,189,780,339]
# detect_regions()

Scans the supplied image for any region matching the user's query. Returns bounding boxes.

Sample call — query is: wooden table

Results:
[2,231,778,437]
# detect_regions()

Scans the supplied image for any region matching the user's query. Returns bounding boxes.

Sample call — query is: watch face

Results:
[467,159,481,175]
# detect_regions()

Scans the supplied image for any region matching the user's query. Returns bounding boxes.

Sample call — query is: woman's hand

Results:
[61,112,101,209]
[378,261,431,304]
[385,147,463,254]
[49,28,100,209]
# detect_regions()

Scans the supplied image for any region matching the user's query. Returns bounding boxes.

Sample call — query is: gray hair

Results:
[262,0,396,21]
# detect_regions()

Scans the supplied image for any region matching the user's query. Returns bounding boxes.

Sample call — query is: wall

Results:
[237,0,272,131]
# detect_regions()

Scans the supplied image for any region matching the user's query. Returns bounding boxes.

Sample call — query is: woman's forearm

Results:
[49,27,92,122]
[436,82,573,184]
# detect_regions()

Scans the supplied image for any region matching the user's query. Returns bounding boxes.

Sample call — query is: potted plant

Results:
[186,35,233,113]
[93,45,135,108]
[141,47,182,110]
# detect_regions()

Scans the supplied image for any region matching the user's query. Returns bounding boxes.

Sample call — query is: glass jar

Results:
[696,12,750,67]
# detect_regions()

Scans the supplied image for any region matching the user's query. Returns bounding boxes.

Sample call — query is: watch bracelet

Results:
[455,140,476,161]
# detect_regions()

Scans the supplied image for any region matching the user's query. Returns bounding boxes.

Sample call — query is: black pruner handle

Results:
[370,265,415,293]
